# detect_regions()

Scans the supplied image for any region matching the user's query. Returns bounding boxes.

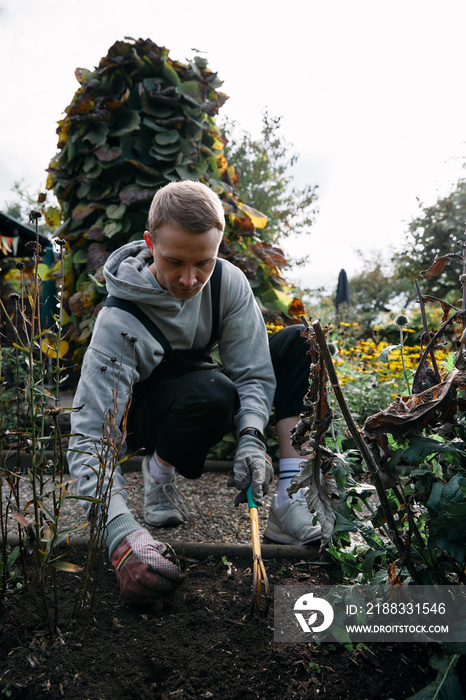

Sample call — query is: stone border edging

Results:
[1,534,320,561]
[167,540,320,560]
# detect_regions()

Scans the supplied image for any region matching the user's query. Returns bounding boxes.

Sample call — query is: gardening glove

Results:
[228,434,274,507]
[111,528,185,604]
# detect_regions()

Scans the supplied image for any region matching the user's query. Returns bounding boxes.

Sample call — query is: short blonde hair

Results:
[147,180,225,239]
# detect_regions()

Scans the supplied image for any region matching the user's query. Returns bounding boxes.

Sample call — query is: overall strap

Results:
[208,258,222,346]
[102,296,173,355]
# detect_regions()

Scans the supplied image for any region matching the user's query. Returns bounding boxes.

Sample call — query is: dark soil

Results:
[1,549,464,700]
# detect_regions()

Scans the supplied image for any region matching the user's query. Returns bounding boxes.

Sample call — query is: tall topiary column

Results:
[47,38,303,364]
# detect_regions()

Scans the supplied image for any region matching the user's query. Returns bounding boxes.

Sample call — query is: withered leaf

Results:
[119,188,154,205]
[70,108,111,124]
[216,155,229,177]
[231,254,258,279]
[231,215,255,235]
[420,254,462,279]
[288,455,338,549]
[69,284,96,315]
[411,360,440,394]
[93,300,104,319]
[363,369,466,440]
[250,242,288,285]
[72,202,100,220]
[87,243,110,272]
[95,145,122,162]
[238,202,268,229]
[288,297,305,319]
[85,224,104,241]
[251,242,287,268]
[217,238,233,259]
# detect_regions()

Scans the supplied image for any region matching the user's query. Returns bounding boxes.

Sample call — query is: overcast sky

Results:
[1,0,466,292]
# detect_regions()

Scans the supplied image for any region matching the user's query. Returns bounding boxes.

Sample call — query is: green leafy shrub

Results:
[292,243,466,587]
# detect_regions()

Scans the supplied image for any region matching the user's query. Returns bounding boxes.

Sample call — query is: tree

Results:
[46,38,306,364]
[347,251,408,336]
[392,179,466,300]
[2,181,35,222]
[2,181,59,234]
[341,178,466,332]
[221,112,318,257]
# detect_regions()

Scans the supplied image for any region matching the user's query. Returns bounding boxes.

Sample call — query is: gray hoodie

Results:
[67,240,276,522]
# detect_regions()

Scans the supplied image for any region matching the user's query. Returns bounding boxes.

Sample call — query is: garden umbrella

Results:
[335,269,350,313]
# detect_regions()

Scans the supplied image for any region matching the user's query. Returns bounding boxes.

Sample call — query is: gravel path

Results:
[125,468,274,543]
[1,462,274,546]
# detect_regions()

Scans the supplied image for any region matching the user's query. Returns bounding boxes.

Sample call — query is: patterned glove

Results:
[110,528,185,603]
[228,434,274,506]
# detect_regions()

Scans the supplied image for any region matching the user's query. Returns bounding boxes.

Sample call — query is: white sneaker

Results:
[264,495,321,545]
[141,457,189,527]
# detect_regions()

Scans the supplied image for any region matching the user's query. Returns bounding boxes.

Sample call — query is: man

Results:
[68,180,320,603]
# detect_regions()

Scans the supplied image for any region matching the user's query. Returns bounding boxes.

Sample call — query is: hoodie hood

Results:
[104,240,167,304]
[103,239,209,318]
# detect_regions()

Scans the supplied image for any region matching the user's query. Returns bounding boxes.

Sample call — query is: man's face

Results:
[143,224,222,300]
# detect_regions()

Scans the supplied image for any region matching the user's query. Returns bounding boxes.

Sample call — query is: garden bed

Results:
[1,543,459,700]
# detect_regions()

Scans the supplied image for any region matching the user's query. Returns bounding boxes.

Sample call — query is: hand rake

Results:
[246,483,270,618]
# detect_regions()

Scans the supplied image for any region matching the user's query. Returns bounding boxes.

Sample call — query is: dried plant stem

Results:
[398,326,411,395]
[308,318,422,584]
[412,307,462,385]
[461,241,466,321]
[414,279,441,382]
[71,339,137,629]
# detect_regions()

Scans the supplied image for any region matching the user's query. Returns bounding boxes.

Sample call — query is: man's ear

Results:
[143,231,154,253]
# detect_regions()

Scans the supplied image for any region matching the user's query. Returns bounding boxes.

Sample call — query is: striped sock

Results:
[148,452,175,483]
[277,458,305,507]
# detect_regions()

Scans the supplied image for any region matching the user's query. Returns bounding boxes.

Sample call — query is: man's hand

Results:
[110,528,185,603]
[228,434,274,506]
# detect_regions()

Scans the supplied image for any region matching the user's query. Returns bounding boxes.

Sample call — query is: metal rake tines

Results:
[249,552,270,618]
[247,489,270,618]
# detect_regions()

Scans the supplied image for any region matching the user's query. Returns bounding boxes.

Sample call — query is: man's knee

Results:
[160,372,239,447]
[269,324,310,422]
[269,324,306,361]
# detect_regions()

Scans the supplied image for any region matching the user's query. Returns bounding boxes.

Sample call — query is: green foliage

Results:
[221,112,318,252]
[294,237,466,590]
[344,177,466,327]
[328,326,414,429]
[3,181,37,223]
[346,252,408,333]
[393,178,466,299]
[329,395,466,586]
[47,38,306,364]
[406,653,464,700]
[2,181,59,237]
[330,368,399,439]
[0,545,22,594]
